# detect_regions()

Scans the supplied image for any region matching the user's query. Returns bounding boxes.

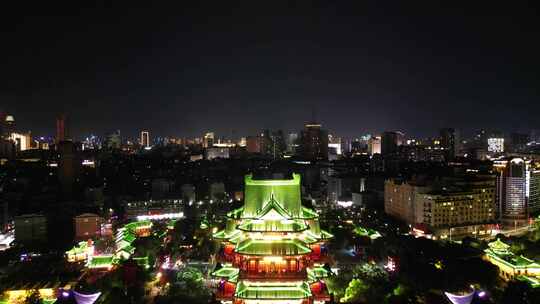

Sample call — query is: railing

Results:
[239,270,307,280]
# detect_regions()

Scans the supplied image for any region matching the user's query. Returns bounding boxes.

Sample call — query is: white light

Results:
[136,213,184,221]
[337,201,353,208]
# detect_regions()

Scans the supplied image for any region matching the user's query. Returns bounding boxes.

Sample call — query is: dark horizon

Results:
[1,2,539,139]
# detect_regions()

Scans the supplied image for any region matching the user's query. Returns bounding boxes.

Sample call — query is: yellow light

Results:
[262,256,284,262]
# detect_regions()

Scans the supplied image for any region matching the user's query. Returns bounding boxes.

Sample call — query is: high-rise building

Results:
[58,140,81,198]
[105,130,121,150]
[213,174,332,303]
[440,128,460,160]
[381,131,403,156]
[10,132,32,151]
[299,122,328,160]
[494,158,534,226]
[368,136,381,155]
[56,114,68,143]
[286,132,299,153]
[140,131,150,148]
[510,133,530,153]
[246,136,262,153]
[488,137,505,153]
[530,167,540,214]
[203,132,215,148]
[74,213,102,240]
[4,115,15,137]
[14,214,47,244]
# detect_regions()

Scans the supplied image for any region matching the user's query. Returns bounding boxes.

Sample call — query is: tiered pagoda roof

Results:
[212,173,332,303]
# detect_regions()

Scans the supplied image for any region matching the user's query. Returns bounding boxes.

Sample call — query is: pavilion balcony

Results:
[239,269,308,280]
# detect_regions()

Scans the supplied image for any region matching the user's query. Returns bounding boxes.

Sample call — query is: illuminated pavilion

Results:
[213,174,333,304]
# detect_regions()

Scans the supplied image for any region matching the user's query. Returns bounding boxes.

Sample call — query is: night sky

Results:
[1,2,539,139]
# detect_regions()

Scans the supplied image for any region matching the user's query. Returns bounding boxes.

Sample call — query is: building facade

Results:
[14,214,47,244]
[494,158,537,226]
[74,213,102,240]
[299,122,328,161]
[385,176,496,239]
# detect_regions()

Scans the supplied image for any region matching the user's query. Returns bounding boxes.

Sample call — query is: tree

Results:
[24,290,43,304]
[341,278,369,303]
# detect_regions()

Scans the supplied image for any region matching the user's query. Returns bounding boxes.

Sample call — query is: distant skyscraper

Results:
[58,140,81,198]
[140,130,150,148]
[368,136,381,155]
[510,133,529,153]
[3,115,15,138]
[246,136,261,153]
[286,132,298,153]
[203,132,215,148]
[299,122,328,160]
[10,132,32,151]
[440,128,460,160]
[488,137,505,153]
[381,131,401,156]
[105,130,121,150]
[494,158,531,226]
[56,114,67,143]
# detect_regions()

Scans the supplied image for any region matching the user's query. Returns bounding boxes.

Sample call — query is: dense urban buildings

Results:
[1,2,540,303]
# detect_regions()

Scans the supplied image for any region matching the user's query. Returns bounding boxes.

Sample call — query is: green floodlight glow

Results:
[243,174,302,218]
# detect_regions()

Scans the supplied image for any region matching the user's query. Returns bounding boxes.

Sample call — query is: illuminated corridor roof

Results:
[235,281,311,299]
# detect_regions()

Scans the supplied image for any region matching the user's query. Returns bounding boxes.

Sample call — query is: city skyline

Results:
[1,2,539,138]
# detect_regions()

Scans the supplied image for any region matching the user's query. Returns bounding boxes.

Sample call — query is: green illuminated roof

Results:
[518,275,540,288]
[66,241,89,255]
[117,233,136,243]
[307,267,330,282]
[235,281,312,299]
[243,174,302,218]
[235,239,311,256]
[212,266,240,283]
[87,255,115,268]
[237,219,308,232]
[133,256,150,269]
[488,238,511,254]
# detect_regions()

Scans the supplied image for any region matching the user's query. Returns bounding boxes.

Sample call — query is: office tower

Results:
[74,213,102,240]
[140,130,150,148]
[271,130,286,159]
[494,158,532,226]
[2,115,15,139]
[203,132,215,148]
[440,128,460,160]
[299,122,328,160]
[246,136,262,153]
[10,132,32,151]
[260,129,273,156]
[510,133,530,153]
[56,114,67,143]
[105,130,121,150]
[381,131,403,156]
[0,112,5,138]
[14,214,47,244]
[368,136,381,155]
[488,137,505,153]
[213,174,332,303]
[58,140,81,198]
[286,132,299,153]
[530,167,540,214]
